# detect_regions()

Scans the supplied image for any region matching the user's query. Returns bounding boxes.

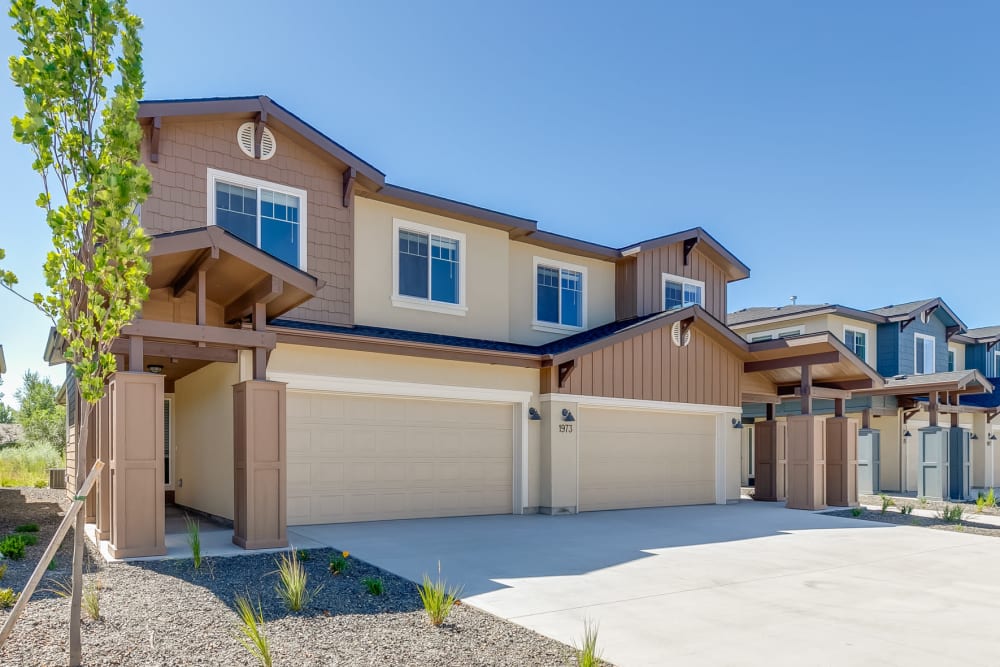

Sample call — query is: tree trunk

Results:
[69,402,93,667]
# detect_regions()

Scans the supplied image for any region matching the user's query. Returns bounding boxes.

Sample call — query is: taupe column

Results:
[753,420,786,502]
[233,380,287,550]
[825,416,858,507]
[538,397,579,514]
[785,415,827,510]
[83,401,97,524]
[108,372,166,559]
[95,393,112,541]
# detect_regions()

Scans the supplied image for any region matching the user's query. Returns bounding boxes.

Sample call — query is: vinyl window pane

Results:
[683,284,702,307]
[260,189,300,267]
[664,281,683,310]
[536,266,560,323]
[215,182,257,245]
[560,269,583,327]
[398,230,429,299]
[430,235,459,304]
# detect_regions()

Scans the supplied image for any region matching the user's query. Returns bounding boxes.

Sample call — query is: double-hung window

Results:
[208,169,307,269]
[993,349,1000,376]
[662,273,704,312]
[844,327,868,363]
[393,219,466,315]
[534,258,586,331]
[915,333,936,374]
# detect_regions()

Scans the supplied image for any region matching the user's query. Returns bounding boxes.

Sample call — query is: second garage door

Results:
[286,391,514,524]
[579,407,716,511]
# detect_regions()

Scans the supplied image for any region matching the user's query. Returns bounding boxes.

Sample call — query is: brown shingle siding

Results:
[142,117,353,325]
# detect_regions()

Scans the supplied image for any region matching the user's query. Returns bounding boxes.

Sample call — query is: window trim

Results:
[391,218,468,316]
[914,332,936,375]
[745,325,805,343]
[843,325,871,364]
[661,272,706,312]
[993,349,1000,376]
[532,256,588,333]
[206,168,308,270]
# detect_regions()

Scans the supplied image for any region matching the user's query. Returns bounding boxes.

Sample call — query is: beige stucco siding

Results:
[949,343,965,371]
[508,241,616,346]
[174,362,239,519]
[736,314,878,366]
[354,197,512,340]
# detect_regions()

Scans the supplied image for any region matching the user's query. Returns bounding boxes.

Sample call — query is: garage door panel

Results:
[580,407,716,511]
[287,391,513,524]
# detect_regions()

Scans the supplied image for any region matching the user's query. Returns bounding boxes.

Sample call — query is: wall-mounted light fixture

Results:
[903,429,912,438]
[528,407,542,421]
[731,418,743,430]
[971,432,979,440]
[990,433,998,441]
[561,408,575,422]
[146,364,164,374]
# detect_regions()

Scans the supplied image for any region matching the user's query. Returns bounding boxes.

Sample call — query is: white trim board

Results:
[541,393,740,416]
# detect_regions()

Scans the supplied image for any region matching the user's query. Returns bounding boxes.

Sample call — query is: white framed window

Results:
[915,333,936,374]
[844,326,869,363]
[993,349,1000,376]
[532,257,587,333]
[662,273,705,312]
[207,168,307,270]
[746,326,805,343]
[948,350,956,372]
[391,218,467,316]
[163,395,174,490]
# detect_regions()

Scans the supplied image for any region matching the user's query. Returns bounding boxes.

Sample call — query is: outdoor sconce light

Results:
[146,364,164,374]
[731,418,743,429]
[971,432,979,440]
[528,407,542,421]
[561,408,575,422]
[990,434,998,442]
[903,429,912,438]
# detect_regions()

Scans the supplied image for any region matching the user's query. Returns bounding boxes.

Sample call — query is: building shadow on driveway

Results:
[289,501,891,597]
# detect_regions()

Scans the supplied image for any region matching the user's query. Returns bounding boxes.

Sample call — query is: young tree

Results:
[0,373,16,424]
[0,1,151,663]
[15,370,66,453]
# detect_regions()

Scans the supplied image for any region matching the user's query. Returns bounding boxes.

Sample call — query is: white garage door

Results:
[579,407,716,511]
[286,391,514,524]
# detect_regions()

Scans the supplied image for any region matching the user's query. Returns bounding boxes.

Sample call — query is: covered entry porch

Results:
[64,227,318,558]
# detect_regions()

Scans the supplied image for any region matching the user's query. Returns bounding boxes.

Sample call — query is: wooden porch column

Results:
[753,419,787,502]
[107,372,166,559]
[786,414,827,510]
[929,391,939,427]
[95,393,112,541]
[826,416,858,507]
[233,380,287,549]
[83,400,97,523]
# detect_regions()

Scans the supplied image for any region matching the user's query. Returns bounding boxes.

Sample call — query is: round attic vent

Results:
[237,122,276,160]
[671,321,691,348]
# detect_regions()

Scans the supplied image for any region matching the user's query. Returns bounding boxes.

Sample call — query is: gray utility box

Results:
[949,427,971,502]
[918,427,949,500]
[857,429,881,495]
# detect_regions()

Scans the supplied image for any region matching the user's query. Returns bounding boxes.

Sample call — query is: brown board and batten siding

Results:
[141,118,352,326]
[615,258,638,320]
[554,327,742,407]
[633,243,728,321]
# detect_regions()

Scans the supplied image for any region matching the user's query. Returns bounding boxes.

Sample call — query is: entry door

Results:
[163,396,174,490]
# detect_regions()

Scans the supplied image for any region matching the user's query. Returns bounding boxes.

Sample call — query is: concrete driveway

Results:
[289,502,1000,666]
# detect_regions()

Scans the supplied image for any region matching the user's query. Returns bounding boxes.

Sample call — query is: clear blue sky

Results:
[1,0,999,407]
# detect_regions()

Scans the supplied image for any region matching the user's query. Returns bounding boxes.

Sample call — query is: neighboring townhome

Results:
[730,298,996,502]
[47,96,878,558]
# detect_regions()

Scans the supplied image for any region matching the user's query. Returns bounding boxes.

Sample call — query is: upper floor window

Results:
[533,258,586,332]
[844,327,868,363]
[392,219,466,316]
[993,349,1000,376]
[948,350,956,372]
[915,333,935,374]
[662,273,704,312]
[208,169,307,269]
[747,326,804,343]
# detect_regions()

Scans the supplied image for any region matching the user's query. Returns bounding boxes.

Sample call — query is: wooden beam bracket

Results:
[557,360,576,388]
[225,275,283,323]
[150,117,161,163]
[254,110,268,159]
[900,317,915,332]
[744,351,840,374]
[343,167,357,207]
[172,246,219,297]
[683,237,699,266]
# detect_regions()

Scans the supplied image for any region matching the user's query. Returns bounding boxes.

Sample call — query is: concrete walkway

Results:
[290,502,1000,667]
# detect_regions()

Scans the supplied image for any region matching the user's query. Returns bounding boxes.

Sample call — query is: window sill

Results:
[532,321,585,335]
[392,296,468,317]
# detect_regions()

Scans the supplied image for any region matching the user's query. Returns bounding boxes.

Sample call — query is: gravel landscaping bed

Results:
[825,506,1000,538]
[0,489,581,666]
[859,492,1000,517]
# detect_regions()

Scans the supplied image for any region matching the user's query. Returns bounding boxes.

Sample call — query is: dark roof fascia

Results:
[137,96,385,189]
[619,227,751,282]
[875,297,967,332]
[729,304,887,329]
[363,184,538,235]
[517,230,622,261]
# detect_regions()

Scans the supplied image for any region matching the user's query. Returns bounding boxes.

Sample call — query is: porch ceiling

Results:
[743,333,884,394]
[147,226,321,323]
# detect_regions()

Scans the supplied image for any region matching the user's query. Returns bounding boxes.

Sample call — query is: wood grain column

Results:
[233,380,287,550]
[95,393,112,541]
[108,372,166,559]
[753,420,786,502]
[785,415,827,510]
[825,416,858,507]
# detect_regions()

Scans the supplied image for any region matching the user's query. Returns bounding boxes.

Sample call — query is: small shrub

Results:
[0,535,26,560]
[10,533,38,547]
[0,588,17,609]
[0,562,7,581]
[14,523,39,533]
[918,497,929,508]
[575,619,602,667]
[939,505,963,523]
[296,549,310,562]
[880,494,895,514]
[899,504,914,516]
[83,580,101,620]
[47,557,57,571]
[362,576,384,596]
[976,488,996,513]
[275,550,321,612]
[850,507,863,517]
[33,479,47,488]
[234,594,272,667]
[185,515,201,570]
[44,577,71,598]
[417,562,462,626]
[328,551,350,576]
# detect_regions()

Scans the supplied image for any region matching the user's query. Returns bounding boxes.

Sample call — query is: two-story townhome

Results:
[730,299,996,502]
[50,96,879,557]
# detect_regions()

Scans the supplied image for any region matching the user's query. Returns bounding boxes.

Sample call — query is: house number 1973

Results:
[559,424,574,433]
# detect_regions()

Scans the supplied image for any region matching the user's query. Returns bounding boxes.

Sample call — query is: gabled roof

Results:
[861,369,992,397]
[961,325,1000,343]
[620,227,750,281]
[728,303,884,328]
[866,297,966,330]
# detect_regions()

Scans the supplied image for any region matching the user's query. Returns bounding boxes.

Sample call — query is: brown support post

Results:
[83,402,97,523]
[786,414,827,510]
[862,408,872,430]
[252,302,268,381]
[95,393,112,541]
[753,419,786,502]
[800,365,812,415]
[107,372,166,558]
[196,269,207,326]
[128,335,143,372]
[834,397,846,418]
[826,415,858,507]
[766,403,775,421]
[233,380,287,549]
[929,391,939,428]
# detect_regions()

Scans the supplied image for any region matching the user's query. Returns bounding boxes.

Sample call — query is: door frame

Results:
[163,394,175,491]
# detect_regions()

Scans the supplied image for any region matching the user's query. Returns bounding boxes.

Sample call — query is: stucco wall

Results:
[174,362,239,519]
[736,313,878,366]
